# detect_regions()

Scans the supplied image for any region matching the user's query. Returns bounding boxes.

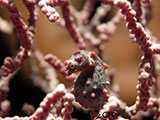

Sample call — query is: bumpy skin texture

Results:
[65,50,108,109]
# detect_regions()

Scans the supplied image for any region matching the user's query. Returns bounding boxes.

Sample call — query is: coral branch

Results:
[31,84,66,120]
[113,0,153,54]
[61,2,86,49]
[23,0,39,35]
[80,0,96,24]
[22,103,35,115]
[99,96,131,119]
[133,54,155,113]
[45,54,76,83]
[0,0,160,119]
[61,93,75,120]
[38,0,63,22]
[31,47,59,92]
[0,0,8,6]
[0,0,33,77]
[0,47,28,77]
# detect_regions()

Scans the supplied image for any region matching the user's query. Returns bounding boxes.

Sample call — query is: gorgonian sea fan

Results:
[0,0,160,120]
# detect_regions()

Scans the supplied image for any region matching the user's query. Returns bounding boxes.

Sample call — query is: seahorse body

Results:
[65,50,108,109]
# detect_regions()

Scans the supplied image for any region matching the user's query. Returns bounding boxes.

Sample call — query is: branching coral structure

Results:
[0,0,160,120]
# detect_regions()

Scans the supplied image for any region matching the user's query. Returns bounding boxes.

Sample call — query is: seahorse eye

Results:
[70,64,74,68]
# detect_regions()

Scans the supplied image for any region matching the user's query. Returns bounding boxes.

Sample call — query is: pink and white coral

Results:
[0,0,160,120]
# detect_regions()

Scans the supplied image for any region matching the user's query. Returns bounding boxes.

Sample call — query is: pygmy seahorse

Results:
[65,50,109,110]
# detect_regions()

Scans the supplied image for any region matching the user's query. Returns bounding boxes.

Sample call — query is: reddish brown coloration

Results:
[82,91,87,97]
[75,57,82,63]
[65,50,109,109]
[0,0,160,120]
[91,93,96,99]
[89,62,95,68]
[45,54,76,83]
[22,103,35,115]
[103,64,108,69]
[90,52,96,59]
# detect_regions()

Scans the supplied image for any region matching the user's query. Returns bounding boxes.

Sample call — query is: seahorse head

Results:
[65,50,96,75]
